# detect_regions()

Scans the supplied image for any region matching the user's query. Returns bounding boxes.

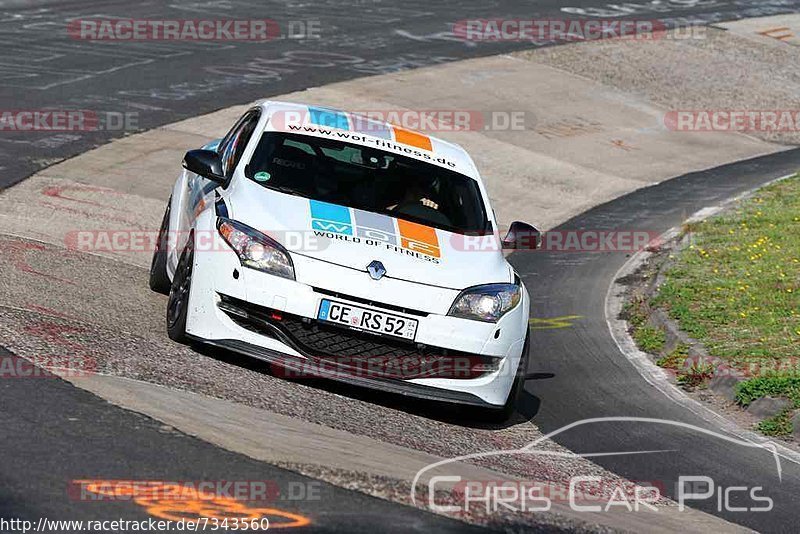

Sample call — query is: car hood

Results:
[225,179,510,290]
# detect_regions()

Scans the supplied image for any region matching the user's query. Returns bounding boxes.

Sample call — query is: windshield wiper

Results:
[262,184,306,197]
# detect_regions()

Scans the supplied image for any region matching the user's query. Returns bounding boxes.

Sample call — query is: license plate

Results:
[317,299,418,341]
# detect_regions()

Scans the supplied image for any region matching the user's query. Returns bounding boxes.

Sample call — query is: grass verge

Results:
[758,409,794,437]
[653,174,800,434]
[632,325,666,353]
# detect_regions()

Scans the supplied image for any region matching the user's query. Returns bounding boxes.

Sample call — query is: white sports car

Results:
[150,101,538,417]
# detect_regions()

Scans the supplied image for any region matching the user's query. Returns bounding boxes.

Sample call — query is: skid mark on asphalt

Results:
[0,175,154,281]
[39,182,148,227]
[0,312,99,378]
[17,317,99,377]
[0,304,194,382]
[0,238,76,285]
[41,183,133,211]
[22,303,77,320]
[24,321,86,352]
[0,235,165,342]
[0,176,163,267]
[39,199,146,227]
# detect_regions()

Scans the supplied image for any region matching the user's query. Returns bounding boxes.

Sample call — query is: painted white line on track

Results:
[604,172,800,467]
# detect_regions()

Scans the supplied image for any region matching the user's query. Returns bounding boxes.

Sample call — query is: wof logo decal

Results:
[309,200,440,261]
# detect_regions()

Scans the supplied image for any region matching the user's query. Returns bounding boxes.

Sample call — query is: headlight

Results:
[448,283,521,322]
[217,217,295,280]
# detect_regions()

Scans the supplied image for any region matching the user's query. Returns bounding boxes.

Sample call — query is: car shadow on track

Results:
[192,343,554,430]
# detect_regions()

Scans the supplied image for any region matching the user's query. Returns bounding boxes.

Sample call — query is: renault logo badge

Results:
[367,260,386,281]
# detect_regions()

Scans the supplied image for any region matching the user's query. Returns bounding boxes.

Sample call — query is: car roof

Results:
[255,100,480,178]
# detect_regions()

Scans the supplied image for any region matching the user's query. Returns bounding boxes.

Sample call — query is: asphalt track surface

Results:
[0,347,491,533]
[4,0,800,189]
[5,0,800,532]
[514,148,800,533]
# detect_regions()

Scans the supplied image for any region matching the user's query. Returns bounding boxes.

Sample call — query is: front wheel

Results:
[166,237,194,343]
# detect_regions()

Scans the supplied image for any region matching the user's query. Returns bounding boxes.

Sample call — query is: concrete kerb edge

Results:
[605,172,800,468]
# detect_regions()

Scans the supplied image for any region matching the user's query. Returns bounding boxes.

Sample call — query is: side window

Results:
[217,113,248,161]
[218,110,260,178]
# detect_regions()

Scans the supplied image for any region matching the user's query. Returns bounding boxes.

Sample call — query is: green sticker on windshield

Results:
[254,171,271,182]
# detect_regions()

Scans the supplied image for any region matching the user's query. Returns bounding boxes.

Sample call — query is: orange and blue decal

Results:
[309,200,440,259]
[392,126,433,151]
[397,219,439,258]
[308,107,349,131]
[309,200,352,235]
[306,106,432,151]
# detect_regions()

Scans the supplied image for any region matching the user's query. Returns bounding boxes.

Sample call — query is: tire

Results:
[166,236,194,343]
[476,331,530,423]
[149,198,172,295]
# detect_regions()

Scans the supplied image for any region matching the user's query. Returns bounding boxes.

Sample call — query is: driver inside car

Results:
[386,177,453,227]
[387,178,439,211]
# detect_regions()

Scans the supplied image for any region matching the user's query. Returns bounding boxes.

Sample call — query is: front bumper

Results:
[189,337,497,407]
[184,214,529,407]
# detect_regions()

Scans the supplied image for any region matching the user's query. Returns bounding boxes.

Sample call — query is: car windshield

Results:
[245,132,490,234]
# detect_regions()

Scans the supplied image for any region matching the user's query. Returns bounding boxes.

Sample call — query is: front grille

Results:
[218,294,498,380]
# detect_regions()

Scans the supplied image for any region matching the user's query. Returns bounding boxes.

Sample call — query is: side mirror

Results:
[182,149,225,184]
[502,221,541,250]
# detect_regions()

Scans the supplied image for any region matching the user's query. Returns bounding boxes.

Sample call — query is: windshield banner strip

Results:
[308,106,350,131]
[304,106,434,154]
[393,126,433,151]
[350,115,392,139]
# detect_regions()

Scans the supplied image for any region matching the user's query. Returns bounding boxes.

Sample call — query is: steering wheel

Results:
[394,201,452,227]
